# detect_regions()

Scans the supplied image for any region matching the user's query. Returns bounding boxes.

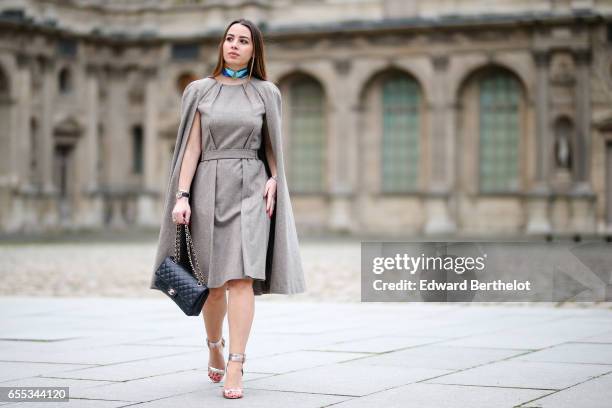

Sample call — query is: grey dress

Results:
[151,77,306,296]
[191,80,271,288]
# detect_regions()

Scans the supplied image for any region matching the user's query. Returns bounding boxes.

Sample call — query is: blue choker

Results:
[222,66,249,79]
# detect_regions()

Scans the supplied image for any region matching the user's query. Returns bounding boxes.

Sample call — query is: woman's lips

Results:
[229,52,239,57]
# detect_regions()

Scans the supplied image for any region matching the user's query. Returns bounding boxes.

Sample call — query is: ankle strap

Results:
[206,337,225,349]
[228,352,245,363]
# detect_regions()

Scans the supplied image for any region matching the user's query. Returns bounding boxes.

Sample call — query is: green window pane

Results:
[289,79,325,193]
[479,72,520,192]
[132,125,143,174]
[381,75,421,192]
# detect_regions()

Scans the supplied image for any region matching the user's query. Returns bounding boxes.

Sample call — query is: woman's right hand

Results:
[172,198,191,225]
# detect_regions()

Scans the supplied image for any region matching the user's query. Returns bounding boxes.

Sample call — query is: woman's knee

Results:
[227,278,253,292]
[207,285,227,300]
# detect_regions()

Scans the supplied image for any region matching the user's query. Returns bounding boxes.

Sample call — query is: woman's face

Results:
[223,23,254,71]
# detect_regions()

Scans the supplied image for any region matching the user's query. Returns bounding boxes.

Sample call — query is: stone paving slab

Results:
[0,296,611,407]
[0,361,94,383]
[361,309,569,339]
[2,400,127,407]
[245,363,450,396]
[137,332,333,358]
[329,383,552,408]
[424,360,612,390]
[304,335,445,353]
[0,376,116,401]
[512,342,612,365]
[343,344,528,370]
[436,317,612,349]
[520,372,612,408]
[49,350,216,382]
[126,386,349,407]
[578,330,612,343]
[0,343,194,367]
[74,368,220,401]
[245,350,370,374]
[252,327,386,345]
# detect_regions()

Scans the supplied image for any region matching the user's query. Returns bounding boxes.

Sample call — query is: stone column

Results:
[40,58,55,193]
[16,54,32,189]
[138,67,160,227]
[573,49,593,189]
[107,66,129,229]
[0,55,21,232]
[79,63,104,227]
[570,48,596,234]
[526,50,552,235]
[328,59,355,233]
[424,54,456,235]
[13,54,33,231]
[85,65,100,193]
[40,57,58,228]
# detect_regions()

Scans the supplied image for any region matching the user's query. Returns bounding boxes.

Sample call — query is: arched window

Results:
[97,124,106,185]
[132,125,144,175]
[288,79,325,193]
[58,67,72,94]
[0,68,11,179]
[177,72,198,95]
[381,74,421,192]
[30,118,39,185]
[478,71,521,192]
[0,67,8,94]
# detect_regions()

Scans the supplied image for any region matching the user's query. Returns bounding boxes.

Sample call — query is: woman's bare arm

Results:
[178,111,202,195]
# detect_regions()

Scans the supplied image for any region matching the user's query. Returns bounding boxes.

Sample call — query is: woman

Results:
[149,19,306,399]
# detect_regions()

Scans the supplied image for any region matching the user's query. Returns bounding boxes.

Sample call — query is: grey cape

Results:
[149,76,306,296]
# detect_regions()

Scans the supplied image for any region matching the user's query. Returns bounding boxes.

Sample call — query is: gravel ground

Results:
[0,234,610,308]
[0,236,361,302]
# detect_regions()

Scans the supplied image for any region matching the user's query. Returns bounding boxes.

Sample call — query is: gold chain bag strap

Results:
[175,224,207,285]
[154,223,209,316]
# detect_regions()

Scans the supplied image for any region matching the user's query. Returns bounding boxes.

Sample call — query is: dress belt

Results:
[200,148,259,161]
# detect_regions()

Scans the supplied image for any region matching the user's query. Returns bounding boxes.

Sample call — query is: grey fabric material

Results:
[150,76,306,296]
[194,83,269,288]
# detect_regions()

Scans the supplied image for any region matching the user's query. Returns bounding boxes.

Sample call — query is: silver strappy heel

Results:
[206,337,225,383]
[223,352,245,399]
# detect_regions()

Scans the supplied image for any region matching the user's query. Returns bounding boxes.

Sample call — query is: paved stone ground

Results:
[0,235,611,406]
[0,296,611,407]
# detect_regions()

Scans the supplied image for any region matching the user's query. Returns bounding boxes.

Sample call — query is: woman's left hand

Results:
[263,177,277,218]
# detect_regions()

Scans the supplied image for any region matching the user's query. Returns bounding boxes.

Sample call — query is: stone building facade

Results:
[1,0,611,238]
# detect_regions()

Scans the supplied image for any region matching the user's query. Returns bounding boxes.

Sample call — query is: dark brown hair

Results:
[208,19,267,82]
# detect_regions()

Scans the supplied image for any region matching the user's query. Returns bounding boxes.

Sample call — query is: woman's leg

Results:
[225,277,255,390]
[202,284,228,371]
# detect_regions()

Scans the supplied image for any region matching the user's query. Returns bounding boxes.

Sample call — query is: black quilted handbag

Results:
[154,224,209,316]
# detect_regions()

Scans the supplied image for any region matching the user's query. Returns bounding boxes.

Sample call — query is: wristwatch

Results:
[176,190,190,200]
